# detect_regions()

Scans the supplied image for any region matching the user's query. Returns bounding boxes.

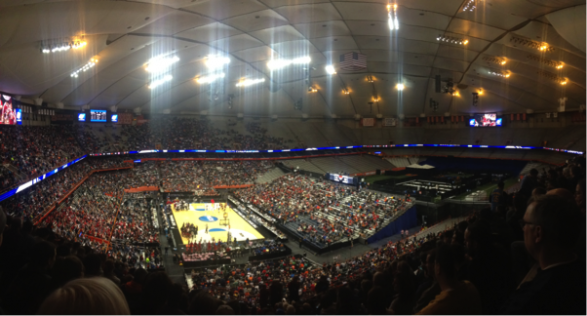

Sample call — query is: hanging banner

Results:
[361,118,375,127]
[117,113,133,125]
[384,117,397,126]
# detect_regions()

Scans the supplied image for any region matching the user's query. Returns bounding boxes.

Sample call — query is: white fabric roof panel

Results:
[0,0,582,117]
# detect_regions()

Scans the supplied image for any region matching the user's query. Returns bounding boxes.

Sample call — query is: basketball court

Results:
[170,202,264,245]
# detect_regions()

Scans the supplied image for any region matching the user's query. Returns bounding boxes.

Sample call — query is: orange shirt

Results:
[416,281,482,315]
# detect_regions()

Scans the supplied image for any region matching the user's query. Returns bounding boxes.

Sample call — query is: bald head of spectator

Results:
[547,188,574,202]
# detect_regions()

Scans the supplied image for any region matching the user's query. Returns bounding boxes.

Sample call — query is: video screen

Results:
[469,113,501,127]
[0,94,17,125]
[78,113,86,122]
[90,109,107,122]
[328,173,355,184]
[15,108,22,125]
[111,114,118,123]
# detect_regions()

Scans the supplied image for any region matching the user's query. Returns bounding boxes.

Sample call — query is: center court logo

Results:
[199,216,218,222]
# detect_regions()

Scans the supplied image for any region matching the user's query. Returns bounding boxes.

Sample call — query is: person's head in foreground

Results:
[38,277,130,315]
[522,194,580,267]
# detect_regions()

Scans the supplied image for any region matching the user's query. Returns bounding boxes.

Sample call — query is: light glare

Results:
[267,56,311,71]
[145,55,179,73]
[148,75,172,89]
[325,65,336,75]
[196,73,225,84]
[236,78,265,87]
[205,55,231,70]
[387,4,398,31]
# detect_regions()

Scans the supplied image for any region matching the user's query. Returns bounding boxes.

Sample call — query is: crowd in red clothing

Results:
[235,174,413,243]
[112,198,159,244]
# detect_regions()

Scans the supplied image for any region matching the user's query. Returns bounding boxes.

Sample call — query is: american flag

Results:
[339,52,367,71]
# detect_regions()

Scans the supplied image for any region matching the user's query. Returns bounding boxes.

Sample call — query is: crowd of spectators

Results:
[160,160,273,192]
[0,125,84,190]
[40,175,123,242]
[235,174,413,245]
[74,118,296,153]
[0,143,584,314]
[0,160,93,221]
[112,198,159,245]
[0,119,296,193]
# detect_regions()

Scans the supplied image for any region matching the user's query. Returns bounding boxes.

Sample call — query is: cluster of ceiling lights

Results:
[536,70,568,85]
[387,3,399,31]
[70,58,98,78]
[204,55,230,71]
[482,56,507,65]
[510,36,555,52]
[342,89,350,95]
[41,40,86,54]
[149,75,172,89]
[197,54,231,85]
[197,73,225,84]
[267,56,311,71]
[488,71,511,78]
[146,56,180,73]
[526,54,564,70]
[325,65,337,75]
[236,78,265,87]
[146,54,180,89]
[437,35,468,45]
[463,0,476,12]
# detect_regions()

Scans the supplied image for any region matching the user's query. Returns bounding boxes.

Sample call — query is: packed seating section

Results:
[235,174,415,246]
[0,140,584,314]
[0,121,584,193]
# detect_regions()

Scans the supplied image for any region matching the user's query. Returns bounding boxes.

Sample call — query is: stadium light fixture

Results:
[71,58,98,78]
[436,35,468,45]
[488,71,510,78]
[267,56,311,71]
[396,83,405,90]
[236,78,265,87]
[148,75,172,89]
[510,36,555,52]
[325,65,337,75]
[196,73,225,84]
[145,55,180,73]
[205,55,231,70]
[463,0,476,12]
[41,40,87,54]
[387,4,399,31]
